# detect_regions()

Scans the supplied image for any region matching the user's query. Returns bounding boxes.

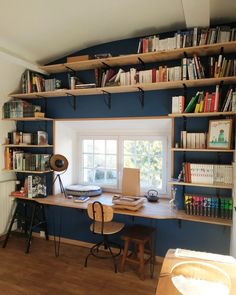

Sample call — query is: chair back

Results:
[87,201,113,235]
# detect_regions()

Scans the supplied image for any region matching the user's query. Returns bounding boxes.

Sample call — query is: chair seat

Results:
[90,221,124,234]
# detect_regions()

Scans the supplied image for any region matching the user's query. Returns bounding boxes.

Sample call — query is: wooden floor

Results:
[0,235,161,295]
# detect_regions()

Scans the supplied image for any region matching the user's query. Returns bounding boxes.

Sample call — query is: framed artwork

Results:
[207,119,232,150]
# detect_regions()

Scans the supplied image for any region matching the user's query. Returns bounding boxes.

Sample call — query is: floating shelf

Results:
[9,76,236,100]
[169,181,233,189]
[2,144,53,148]
[2,117,53,121]
[39,41,236,74]
[169,111,236,118]
[2,169,52,174]
[177,210,232,226]
[171,148,235,152]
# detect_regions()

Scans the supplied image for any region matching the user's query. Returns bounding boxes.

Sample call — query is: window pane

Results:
[83,140,93,153]
[106,155,116,169]
[84,169,94,182]
[106,140,117,154]
[135,140,150,155]
[124,155,136,168]
[94,155,105,169]
[95,169,105,182]
[124,140,135,155]
[83,154,93,168]
[94,140,105,154]
[106,170,117,185]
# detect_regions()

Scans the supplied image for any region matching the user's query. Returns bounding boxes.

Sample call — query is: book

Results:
[184,92,200,113]
[28,175,47,198]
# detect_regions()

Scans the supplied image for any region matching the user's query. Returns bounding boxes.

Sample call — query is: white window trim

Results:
[78,134,169,196]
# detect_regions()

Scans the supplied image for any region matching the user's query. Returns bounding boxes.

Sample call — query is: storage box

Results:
[67,55,90,63]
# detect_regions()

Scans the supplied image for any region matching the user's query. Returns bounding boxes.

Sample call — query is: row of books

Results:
[4,149,51,171]
[137,26,236,54]
[172,88,236,114]
[21,70,62,93]
[209,56,236,78]
[3,99,41,118]
[184,194,233,220]
[180,132,207,149]
[6,131,48,145]
[181,163,233,185]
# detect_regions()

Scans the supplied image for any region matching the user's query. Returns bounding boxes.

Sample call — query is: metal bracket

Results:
[102,90,111,109]
[138,87,144,108]
[183,51,188,59]
[65,93,77,110]
[220,46,224,55]
[178,219,182,228]
[183,83,188,99]
[138,57,145,69]
[64,65,76,75]
[101,62,111,69]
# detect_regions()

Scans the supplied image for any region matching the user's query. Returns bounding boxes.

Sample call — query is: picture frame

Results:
[207,119,232,150]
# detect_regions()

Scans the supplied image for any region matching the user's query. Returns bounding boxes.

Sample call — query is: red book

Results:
[203,92,209,112]
[152,68,156,83]
[142,38,149,53]
[210,92,215,112]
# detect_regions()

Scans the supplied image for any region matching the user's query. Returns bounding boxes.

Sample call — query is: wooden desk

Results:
[156,249,236,295]
[11,193,232,226]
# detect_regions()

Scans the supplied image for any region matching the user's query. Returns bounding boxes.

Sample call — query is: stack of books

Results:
[2,99,41,119]
[184,194,233,219]
[6,131,48,145]
[112,195,144,211]
[180,131,207,149]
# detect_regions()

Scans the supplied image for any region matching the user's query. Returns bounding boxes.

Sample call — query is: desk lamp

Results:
[50,154,68,198]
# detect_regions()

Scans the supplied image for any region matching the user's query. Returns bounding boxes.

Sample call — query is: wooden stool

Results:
[120,224,155,280]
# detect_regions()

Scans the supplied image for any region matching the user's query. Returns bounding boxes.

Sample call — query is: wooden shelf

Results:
[2,117,53,121]
[2,169,52,174]
[171,148,235,152]
[169,181,233,189]
[177,210,232,226]
[39,41,236,74]
[169,111,236,118]
[2,144,53,148]
[10,76,236,100]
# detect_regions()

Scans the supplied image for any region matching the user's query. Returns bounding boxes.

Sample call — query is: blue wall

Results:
[28,26,235,256]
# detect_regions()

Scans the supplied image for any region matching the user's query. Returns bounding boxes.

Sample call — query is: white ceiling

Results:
[0,0,236,65]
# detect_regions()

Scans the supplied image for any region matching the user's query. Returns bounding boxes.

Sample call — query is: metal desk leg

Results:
[25,202,37,254]
[2,201,20,249]
[42,204,49,240]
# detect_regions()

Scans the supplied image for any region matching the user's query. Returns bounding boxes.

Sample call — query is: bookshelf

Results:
[169,111,236,118]
[169,181,233,189]
[10,76,236,99]
[2,117,53,121]
[171,148,235,152]
[2,144,53,148]
[39,41,236,74]
[2,169,52,174]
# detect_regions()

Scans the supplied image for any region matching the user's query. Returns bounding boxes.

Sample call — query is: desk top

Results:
[11,193,232,226]
[156,249,236,295]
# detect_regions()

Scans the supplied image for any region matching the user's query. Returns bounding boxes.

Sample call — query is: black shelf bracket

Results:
[101,62,111,69]
[102,90,112,109]
[220,46,224,55]
[64,65,77,76]
[65,93,77,111]
[183,51,188,59]
[183,83,188,98]
[138,87,145,108]
[138,57,145,69]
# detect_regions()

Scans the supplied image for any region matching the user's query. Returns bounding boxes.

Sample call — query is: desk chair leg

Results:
[120,240,129,273]
[2,202,20,249]
[84,241,103,267]
[149,233,155,278]
[41,205,49,240]
[139,243,145,280]
[107,244,118,273]
[25,203,37,254]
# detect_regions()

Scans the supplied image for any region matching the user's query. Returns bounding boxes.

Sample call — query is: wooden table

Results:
[11,193,232,226]
[156,249,236,294]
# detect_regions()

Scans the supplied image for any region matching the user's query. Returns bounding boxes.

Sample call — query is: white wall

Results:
[54,122,78,193]
[0,56,26,182]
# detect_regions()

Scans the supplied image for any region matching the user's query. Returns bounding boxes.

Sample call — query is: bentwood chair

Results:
[84,201,124,272]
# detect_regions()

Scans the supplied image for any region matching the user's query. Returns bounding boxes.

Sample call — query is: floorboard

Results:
[0,235,161,295]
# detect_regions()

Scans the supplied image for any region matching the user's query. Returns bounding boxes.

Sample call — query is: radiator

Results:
[0,180,16,236]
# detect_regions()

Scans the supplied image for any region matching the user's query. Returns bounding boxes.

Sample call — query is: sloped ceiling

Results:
[0,0,236,65]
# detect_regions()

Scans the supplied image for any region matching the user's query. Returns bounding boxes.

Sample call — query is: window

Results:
[122,137,167,193]
[79,135,168,194]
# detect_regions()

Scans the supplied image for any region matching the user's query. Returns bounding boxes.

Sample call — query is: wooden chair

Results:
[84,201,124,272]
[120,224,155,280]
